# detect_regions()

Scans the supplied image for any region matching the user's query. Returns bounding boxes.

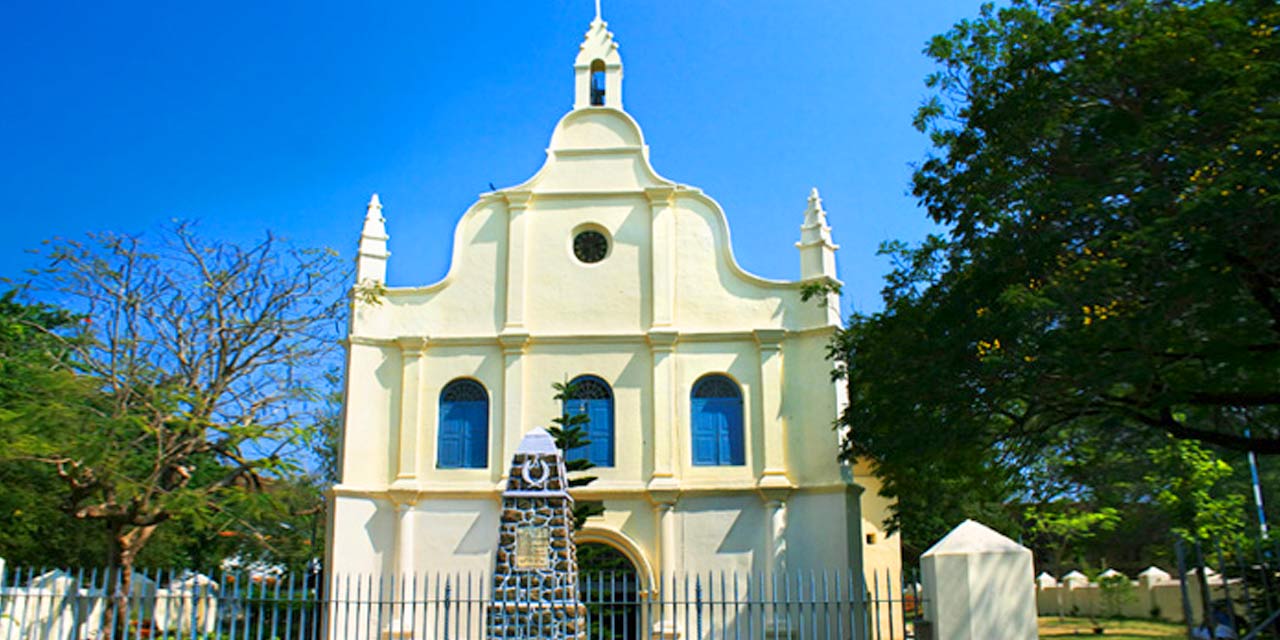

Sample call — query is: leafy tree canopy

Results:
[837,0,1278,548]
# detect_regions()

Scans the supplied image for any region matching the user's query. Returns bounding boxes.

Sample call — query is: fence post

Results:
[1215,541,1240,638]
[1175,539,1196,638]
[920,520,1036,640]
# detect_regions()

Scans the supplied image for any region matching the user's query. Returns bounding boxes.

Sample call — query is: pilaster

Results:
[391,495,417,576]
[498,331,531,478]
[652,499,678,579]
[502,191,534,332]
[393,337,428,486]
[754,329,791,489]
[645,187,676,328]
[387,489,419,635]
[764,497,790,581]
[647,329,679,491]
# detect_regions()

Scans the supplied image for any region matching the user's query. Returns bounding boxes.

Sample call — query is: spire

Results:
[803,188,829,232]
[356,193,390,283]
[796,187,839,285]
[573,13,623,109]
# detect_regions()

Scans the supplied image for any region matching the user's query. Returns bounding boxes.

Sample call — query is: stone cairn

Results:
[487,428,587,639]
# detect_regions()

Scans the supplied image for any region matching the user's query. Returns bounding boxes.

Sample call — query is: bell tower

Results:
[573,8,623,110]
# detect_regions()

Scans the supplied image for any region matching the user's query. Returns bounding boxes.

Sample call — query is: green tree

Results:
[546,379,605,530]
[1147,438,1246,543]
[836,0,1278,548]
[1025,502,1119,619]
[1097,572,1137,620]
[1,224,346,594]
[1146,437,1245,626]
[0,291,113,565]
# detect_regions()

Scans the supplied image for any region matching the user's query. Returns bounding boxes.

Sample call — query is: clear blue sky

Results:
[0,1,982,317]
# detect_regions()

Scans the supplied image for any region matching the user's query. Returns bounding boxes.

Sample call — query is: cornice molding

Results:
[552,146,645,158]
[497,331,531,356]
[395,336,429,355]
[347,335,395,348]
[347,329,826,350]
[645,329,679,351]
[327,480,849,502]
[753,328,787,349]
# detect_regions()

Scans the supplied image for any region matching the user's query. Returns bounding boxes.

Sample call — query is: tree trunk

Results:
[1055,551,1066,621]
[105,523,159,640]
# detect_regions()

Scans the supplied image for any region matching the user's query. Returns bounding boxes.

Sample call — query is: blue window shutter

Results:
[463,400,487,468]
[691,375,744,466]
[713,399,735,465]
[729,398,745,464]
[721,398,745,465]
[566,400,590,463]
[564,376,614,467]
[588,398,614,467]
[439,379,488,469]
[438,401,464,468]
[691,397,718,465]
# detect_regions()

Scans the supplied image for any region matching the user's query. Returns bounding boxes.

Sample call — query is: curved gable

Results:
[549,109,644,151]
[355,19,840,339]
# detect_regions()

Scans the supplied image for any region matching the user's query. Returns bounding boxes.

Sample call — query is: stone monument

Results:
[487,428,586,638]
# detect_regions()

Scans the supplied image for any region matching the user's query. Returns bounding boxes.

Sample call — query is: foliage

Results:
[1026,503,1120,569]
[0,290,113,565]
[0,223,347,579]
[1098,573,1138,619]
[799,278,842,308]
[833,0,1279,550]
[1145,437,1246,542]
[546,379,605,530]
[352,279,387,307]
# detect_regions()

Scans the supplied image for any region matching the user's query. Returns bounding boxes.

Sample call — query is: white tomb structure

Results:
[326,13,900,593]
[921,520,1037,640]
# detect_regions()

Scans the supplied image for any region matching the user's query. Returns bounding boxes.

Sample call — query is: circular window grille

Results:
[573,230,609,263]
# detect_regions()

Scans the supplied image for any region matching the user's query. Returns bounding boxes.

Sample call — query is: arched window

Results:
[590,59,606,106]
[691,374,744,466]
[438,379,488,469]
[565,375,614,467]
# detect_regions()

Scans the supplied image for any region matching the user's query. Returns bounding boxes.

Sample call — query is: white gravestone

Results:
[25,569,80,640]
[154,573,219,635]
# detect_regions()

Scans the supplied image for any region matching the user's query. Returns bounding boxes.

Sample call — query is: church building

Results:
[327,13,901,598]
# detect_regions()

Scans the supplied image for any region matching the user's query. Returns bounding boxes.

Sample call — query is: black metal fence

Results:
[0,566,922,640]
[1176,535,1280,640]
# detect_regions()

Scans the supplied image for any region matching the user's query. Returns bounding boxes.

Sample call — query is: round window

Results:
[573,230,609,263]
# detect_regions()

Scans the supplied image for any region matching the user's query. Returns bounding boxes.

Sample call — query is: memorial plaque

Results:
[515,526,550,570]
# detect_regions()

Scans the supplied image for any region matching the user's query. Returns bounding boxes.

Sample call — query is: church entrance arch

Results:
[576,536,644,640]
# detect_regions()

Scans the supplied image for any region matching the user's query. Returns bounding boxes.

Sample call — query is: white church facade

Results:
[327,15,901,594]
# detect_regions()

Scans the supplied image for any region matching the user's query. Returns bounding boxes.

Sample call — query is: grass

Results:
[1038,616,1185,639]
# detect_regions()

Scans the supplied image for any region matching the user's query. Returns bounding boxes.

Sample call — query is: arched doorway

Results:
[578,542,641,639]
